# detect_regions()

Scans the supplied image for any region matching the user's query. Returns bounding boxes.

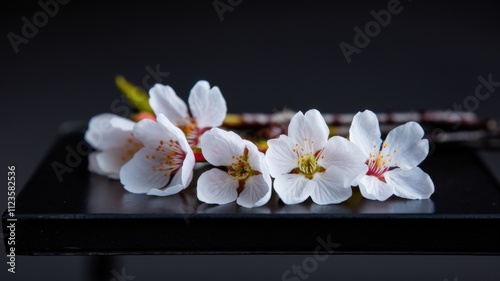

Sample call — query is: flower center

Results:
[292,138,325,179]
[228,148,256,181]
[178,118,207,148]
[148,139,186,177]
[298,153,320,176]
[228,147,260,193]
[228,156,252,181]
[366,140,398,182]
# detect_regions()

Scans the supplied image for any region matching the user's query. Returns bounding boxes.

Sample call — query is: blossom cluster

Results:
[85,80,434,207]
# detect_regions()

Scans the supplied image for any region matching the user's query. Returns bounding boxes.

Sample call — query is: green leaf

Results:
[115,75,154,114]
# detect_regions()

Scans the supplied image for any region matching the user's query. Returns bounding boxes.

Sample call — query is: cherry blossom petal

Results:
[197,168,239,205]
[85,113,134,150]
[253,177,272,207]
[318,136,368,186]
[382,122,429,170]
[189,81,227,129]
[180,155,195,187]
[109,116,136,132]
[358,175,395,201]
[119,148,172,194]
[349,110,382,157]
[273,173,315,204]
[385,167,434,199]
[149,84,189,126]
[310,168,353,204]
[288,109,329,151]
[244,140,265,172]
[147,171,185,196]
[251,146,273,194]
[88,152,106,176]
[159,116,193,158]
[200,128,245,167]
[133,114,187,149]
[237,174,272,208]
[265,135,298,177]
[94,148,130,179]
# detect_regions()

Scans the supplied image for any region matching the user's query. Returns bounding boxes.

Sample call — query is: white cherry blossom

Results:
[84,113,142,179]
[119,114,195,196]
[197,128,272,208]
[149,80,227,148]
[349,110,434,201]
[266,109,367,205]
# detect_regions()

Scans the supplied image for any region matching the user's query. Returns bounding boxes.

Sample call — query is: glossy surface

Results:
[13,131,500,216]
[3,128,500,254]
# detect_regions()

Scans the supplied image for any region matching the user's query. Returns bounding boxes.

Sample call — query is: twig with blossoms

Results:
[85,77,435,207]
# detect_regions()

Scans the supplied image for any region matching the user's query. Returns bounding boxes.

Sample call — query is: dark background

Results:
[1,0,500,280]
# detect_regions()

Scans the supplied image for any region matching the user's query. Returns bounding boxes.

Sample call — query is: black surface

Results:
[2,0,500,278]
[3,127,500,255]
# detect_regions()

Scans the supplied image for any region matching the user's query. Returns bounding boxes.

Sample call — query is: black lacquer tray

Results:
[3,123,500,255]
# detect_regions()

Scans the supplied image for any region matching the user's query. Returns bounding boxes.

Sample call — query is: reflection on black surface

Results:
[356,196,435,214]
[197,203,271,214]
[11,131,492,216]
[275,189,435,214]
[87,174,198,214]
[87,173,434,214]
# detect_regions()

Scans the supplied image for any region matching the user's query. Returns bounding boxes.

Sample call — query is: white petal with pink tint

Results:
[199,128,245,167]
[189,81,227,129]
[287,109,329,151]
[237,174,271,208]
[244,140,265,172]
[318,136,367,187]
[265,135,298,177]
[149,83,189,126]
[85,113,142,179]
[358,175,394,201]
[273,173,314,204]
[85,113,136,151]
[385,167,434,199]
[310,168,353,204]
[119,114,194,196]
[133,114,187,149]
[93,148,130,179]
[120,148,172,194]
[198,128,272,208]
[147,171,185,196]
[197,168,239,205]
[381,121,428,170]
[349,110,382,157]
